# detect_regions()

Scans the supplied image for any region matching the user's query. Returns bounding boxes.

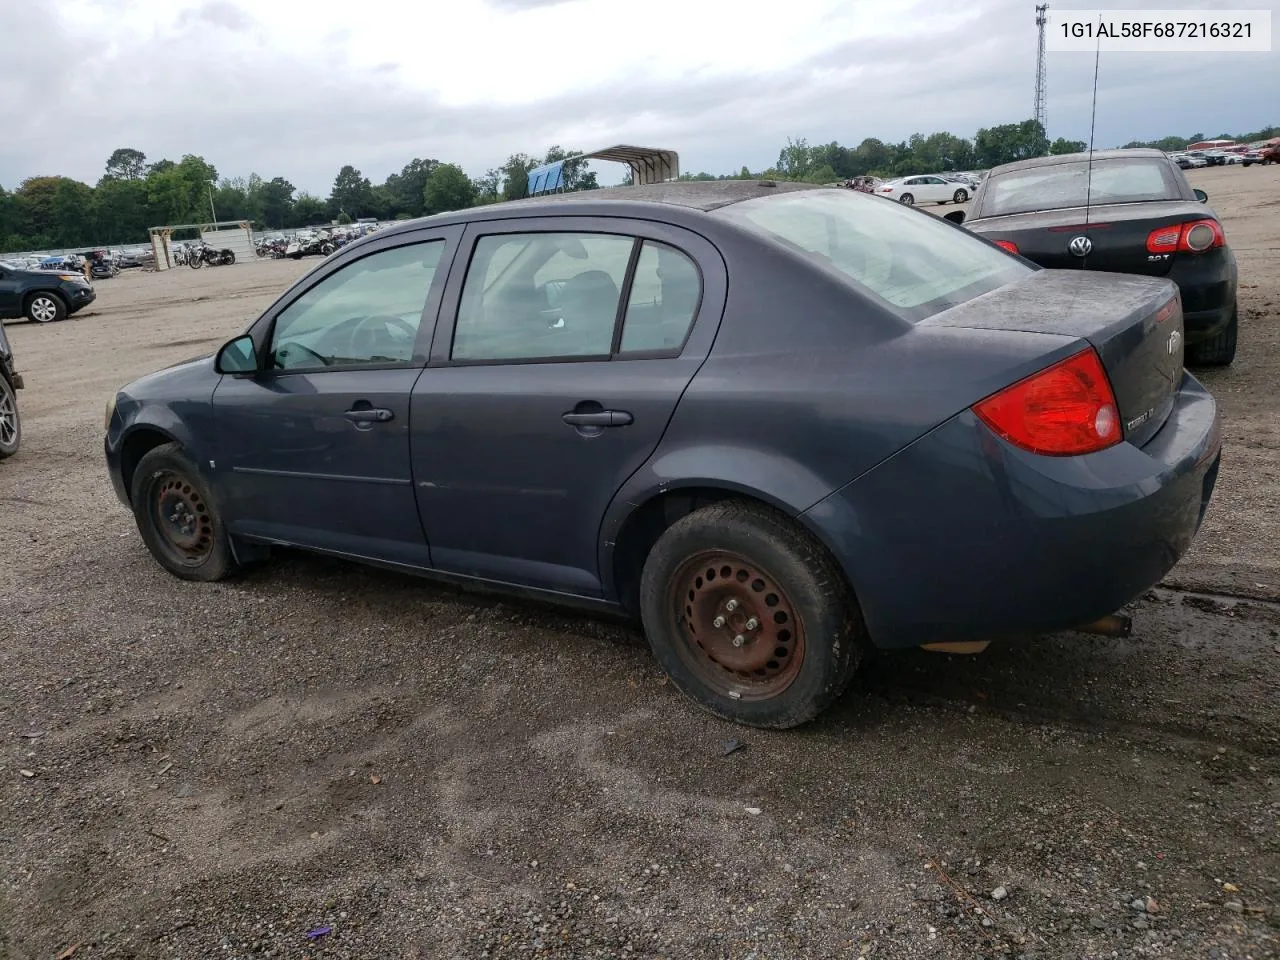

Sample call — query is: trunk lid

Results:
[920,270,1184,448]
[966,201,1209,277]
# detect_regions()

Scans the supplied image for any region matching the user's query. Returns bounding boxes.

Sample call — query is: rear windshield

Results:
[980,157,1184,217]
[714,189,1031,322]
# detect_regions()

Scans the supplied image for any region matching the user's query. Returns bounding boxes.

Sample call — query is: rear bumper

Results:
[802,372,1222,650]
[1169,248,1236,343]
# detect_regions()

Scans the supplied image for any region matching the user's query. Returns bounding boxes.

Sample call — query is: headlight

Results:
[58,273,83,282]
[104,393,118,431]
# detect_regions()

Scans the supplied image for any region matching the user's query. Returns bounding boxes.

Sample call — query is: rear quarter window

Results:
[714,189,1032,322]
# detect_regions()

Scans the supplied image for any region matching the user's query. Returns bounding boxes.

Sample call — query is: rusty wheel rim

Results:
[151,472,213,564]
[667,551,806,702]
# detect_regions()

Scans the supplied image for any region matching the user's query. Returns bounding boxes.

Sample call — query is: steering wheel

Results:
[273,341,329,368]
[346,314,418,359]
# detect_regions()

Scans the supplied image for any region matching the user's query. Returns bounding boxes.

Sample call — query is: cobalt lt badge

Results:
[1068,235,1092,257]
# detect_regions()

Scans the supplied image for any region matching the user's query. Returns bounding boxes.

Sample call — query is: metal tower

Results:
[1034,4,1048,132]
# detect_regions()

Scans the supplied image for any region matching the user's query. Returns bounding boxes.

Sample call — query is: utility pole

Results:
[1034,4,1049,137]
[207,179,218,225]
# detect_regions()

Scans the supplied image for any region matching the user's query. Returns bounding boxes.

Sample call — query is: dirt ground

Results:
[1,165,1277,960]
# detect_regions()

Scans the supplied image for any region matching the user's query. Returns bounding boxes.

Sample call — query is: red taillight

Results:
[1145,219,1225,254]
[993,240,1020,254]
[973,348,1121,457]
[880,187,893,192]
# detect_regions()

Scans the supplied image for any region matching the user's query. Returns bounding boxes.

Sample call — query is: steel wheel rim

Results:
[667,551,806,702]
[30,297,57,322]
[151,472,214,564]
[0,382,16,447]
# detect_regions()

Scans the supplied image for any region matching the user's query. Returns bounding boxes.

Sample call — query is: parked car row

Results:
[102,153,1224,728]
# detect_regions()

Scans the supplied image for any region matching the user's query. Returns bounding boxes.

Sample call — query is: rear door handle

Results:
[562,410,633,427]
[344,407,395,424]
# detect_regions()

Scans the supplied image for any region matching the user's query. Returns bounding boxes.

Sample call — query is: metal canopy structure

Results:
[526,144,680,196]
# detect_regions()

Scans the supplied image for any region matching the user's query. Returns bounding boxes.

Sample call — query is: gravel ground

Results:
[1,165,1278,959]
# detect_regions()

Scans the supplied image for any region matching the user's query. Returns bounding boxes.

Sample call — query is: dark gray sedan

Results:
[104,181,1222,728]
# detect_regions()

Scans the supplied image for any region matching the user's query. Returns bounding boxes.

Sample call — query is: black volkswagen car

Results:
[947,148,1238,366]
[105,181,1221,728]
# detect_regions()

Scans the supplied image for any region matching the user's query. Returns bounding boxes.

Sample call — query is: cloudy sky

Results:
[2,0,1274,193]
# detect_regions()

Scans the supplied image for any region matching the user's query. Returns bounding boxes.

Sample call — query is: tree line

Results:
[2,119,1274,253]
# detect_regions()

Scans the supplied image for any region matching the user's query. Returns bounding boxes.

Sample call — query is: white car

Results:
[876,175,971,206]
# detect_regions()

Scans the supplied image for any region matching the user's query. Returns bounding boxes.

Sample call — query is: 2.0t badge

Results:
[1068,235,1092,257]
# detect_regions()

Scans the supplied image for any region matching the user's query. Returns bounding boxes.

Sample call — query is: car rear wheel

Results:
[953,188,968,203]
[25,292,66,324]
[130,442,239,582]
[639,501,865,729]
[0,374,20,460]
[1186,303,1238,367]
[898,193,914,205]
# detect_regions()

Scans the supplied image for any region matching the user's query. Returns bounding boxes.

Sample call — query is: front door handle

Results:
[562,410,633,427]
[344,407,395,424]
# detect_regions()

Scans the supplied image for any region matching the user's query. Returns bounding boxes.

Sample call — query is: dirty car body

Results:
[105,180,1222,727]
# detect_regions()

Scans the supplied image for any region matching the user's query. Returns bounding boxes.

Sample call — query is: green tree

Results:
[105,148,148,181]
[423,163,476,215]
[973,120,1049,167]
[94,177,149,244]
[776,137,813,179]
[1049,137,1087,155]
[328,165,373,218]
[290,192,328,227]
[383,158,438,218]
[259,177,295,228]
[500,153,538,200]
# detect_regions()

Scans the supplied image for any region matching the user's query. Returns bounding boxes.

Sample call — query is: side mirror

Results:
[1194,188,1208,203]
[215,334,258,374]
[943,210,966,224]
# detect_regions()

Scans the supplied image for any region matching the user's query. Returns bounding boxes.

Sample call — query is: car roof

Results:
[987,147,1169,176]
[375,179,827,239]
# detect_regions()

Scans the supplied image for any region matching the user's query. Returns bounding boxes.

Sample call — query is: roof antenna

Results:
[1082,15,1102,267]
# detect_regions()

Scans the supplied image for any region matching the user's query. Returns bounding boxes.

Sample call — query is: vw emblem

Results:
[1068,235,1093,257]
[1167,329,1182,355]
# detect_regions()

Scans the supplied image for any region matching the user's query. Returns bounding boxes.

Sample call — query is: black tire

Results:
[130,442,238,582]
[638,500,866,729]
[223,250,236,265]
[25,292,66,324]
[0,374,20,460]
[899,193,914,205]
[256,246,268,258]
[1186,303,1238,367]
[189,255,203,270]
[953,188,968,203]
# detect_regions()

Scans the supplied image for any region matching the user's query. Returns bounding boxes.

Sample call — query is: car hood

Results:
[123,353,217,398]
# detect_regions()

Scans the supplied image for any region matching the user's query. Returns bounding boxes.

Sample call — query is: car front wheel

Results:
[639,501,865,729]
[25,292,66,324]
[953,188,968,203]
[130,442,239,582]
[0,374,20,459]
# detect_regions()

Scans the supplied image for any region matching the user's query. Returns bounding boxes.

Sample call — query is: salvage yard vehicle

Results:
[0,257,97,323]
[0,319,22,459]
[104,180,1223,729]
[946,148,1239,366]
[877,174,970,205]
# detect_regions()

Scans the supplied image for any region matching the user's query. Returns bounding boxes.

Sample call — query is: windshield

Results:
[981,158,1183,217]
[714,188,1032,322]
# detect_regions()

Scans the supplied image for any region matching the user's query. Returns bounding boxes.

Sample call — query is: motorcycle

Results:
[256,238,289,259]
[284,231,336,259]
[188,242,236,269]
